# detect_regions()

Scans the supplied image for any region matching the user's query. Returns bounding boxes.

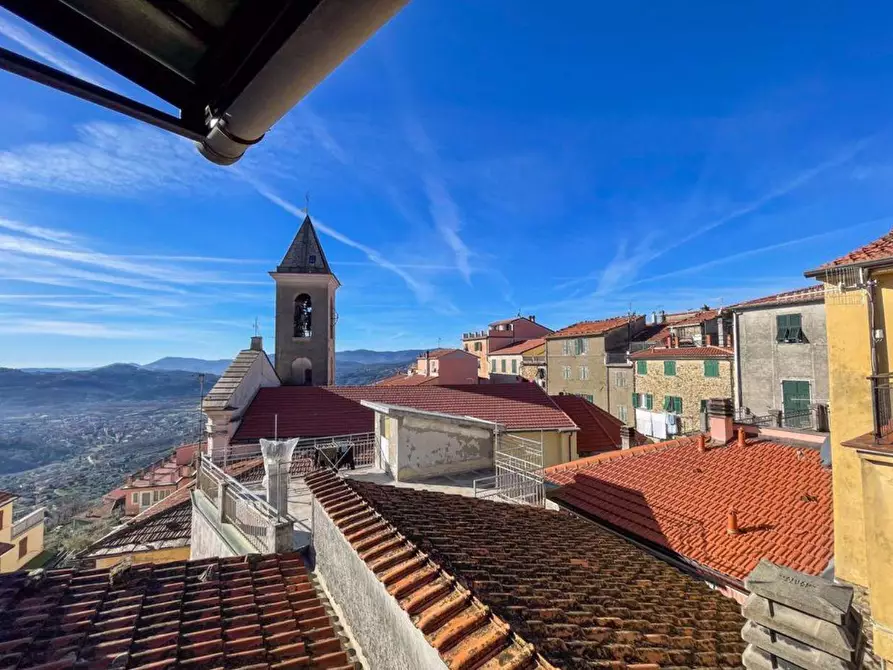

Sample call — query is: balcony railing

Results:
[197,455,287,554]
[604,352,630,365]
[522,355,546,366]
[871,374,893,439]
[11,508,45,539]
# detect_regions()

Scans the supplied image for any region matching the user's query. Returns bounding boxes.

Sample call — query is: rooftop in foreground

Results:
[545,434,833,582]
[308,469,746,668]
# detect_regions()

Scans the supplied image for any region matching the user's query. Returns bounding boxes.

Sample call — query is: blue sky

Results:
[1,2,893,368]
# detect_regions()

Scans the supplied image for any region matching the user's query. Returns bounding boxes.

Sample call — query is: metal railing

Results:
[197,455,286,553]
[522,355,546,365]
[493,432,545,507]
[604,352,630,365]
[215,432,377,482]
[11,508,45,539]
[871,374,893,439]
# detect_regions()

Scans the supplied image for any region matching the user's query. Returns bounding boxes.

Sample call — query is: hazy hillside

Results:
[336,349,422,364]
[0,364,216,414]
[144,357,232,376]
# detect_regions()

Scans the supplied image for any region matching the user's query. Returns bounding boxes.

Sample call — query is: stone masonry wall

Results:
[634,358,734,429]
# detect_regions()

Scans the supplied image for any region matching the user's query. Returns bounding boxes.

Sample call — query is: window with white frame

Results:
[562,365,572,379]
[562,340,571,355]
[614,371,626,387]
[580,366,590,380]
[618,405,628,423]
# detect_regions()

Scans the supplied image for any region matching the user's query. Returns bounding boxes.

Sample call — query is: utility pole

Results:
[197,373,206,446]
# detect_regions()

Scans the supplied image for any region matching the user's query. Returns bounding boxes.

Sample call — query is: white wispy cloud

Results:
[254,186,437,303]
[0,13,107,88]
[0,218,77,244]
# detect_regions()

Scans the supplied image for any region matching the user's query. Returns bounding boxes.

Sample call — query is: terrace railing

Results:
[871,374,893,439]
[11,508,45,539]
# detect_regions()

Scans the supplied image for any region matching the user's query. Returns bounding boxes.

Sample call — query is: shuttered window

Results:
[645,393,653,410]
[632,392,640,408]
[776,314,805,343]
[704,360,720,377]
[663,396,682,413]
[664,360,676,376]
[636,360,647,375]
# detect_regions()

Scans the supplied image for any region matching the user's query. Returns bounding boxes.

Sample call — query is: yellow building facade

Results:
[809,241,893,662]
[0,493,46,573]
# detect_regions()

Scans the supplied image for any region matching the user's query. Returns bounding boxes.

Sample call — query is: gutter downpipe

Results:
[733,311,743,410]
[865,268,880,437]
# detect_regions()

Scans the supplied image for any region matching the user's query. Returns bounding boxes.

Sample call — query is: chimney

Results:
[670,333,679,348]
[698,433,707,453]
[737,427,747,448]
[706,333,715,346]
[659,310,666,324]
[665,335,672,347]
[620,425,635,450]
[425,350,431,376]
[725,332,732,347]
[651,311,658,324]
[250,336,263,351]
[707,397,735,443]
[528,315,536,322]
[727,509,741,535]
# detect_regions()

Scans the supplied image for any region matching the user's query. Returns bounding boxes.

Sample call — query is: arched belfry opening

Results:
[290,357,312,386]
[294,293,312,338]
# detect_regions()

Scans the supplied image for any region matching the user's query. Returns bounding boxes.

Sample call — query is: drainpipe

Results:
[733,311,743,410]
[864,268,880,436]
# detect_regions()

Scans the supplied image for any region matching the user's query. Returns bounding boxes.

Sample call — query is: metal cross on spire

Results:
[253,317,260,337]
[304,191,310,216]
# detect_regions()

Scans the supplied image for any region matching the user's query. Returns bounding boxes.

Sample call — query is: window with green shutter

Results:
[637,360,647,374]
[776,313,806,343]
[673,396,682,413]
[645,393,653,410]
[574,338,585,355]
[501,359,506,373]
[632,392,640,408]
[664,360,676,376]
[663,396,683,413]
[700,399,708,414]
[511,359,517,374]
[704,360,719,377]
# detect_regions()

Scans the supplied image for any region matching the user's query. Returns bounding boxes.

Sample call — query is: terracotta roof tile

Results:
[307,469,745,668]
[729,285,825,309]
[545,436,833,582]
[0,552,354,669]
[488,339,546,356]
[808,228,893,272]
[424,348,474,359]
[629,346,733,360]
[235,384,577,442]
[0,491,17,507]
[546,315,638,339]
[551,395,645,455]
[666,309,719,327]
[373,372,438,386]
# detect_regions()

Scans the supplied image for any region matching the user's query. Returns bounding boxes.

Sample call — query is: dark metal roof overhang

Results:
[0,0,409,165]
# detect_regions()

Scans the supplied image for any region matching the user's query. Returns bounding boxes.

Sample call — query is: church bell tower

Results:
[271,215,339,386]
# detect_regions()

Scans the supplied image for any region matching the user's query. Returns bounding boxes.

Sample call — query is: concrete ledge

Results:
[743,594,859,661]
[190,490,258,559]
[744,644,807,670]
[742,622,857,670]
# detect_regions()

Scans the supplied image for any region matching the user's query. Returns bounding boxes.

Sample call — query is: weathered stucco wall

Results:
[0,521,44,573]
[511,430,577,468]
[546,336,609,405]
[634,357,733,430]
[824,280,873,587]
[737,301,828,416]
[393,414,494,481]
[860,451,893,660]
[311,499,448,670]
[607,364,634,424]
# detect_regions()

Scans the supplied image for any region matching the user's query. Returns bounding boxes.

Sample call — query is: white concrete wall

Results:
[311,500,447,669]
[393,414,494,481]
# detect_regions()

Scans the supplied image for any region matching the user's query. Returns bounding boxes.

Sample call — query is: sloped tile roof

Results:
[545,436,833,582]
[85,485,194,558]
[307,469,745,668]
[0,552,354,669]
[424,347,475,359]
[667,309,719,328]
[373,372,438,387]
[550,394,644,455]
[546,315,637,339]
[729,285,825,309]
[203,349,276,411]
[630,346,733,360]
[488,338,546,356]
[807,229,893,273]
[234,384,577,442]
[0,491,16,507]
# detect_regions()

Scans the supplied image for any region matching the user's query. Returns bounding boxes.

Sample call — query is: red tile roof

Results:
[630,346,733,360]
[235,384,577,442]
[0,552,354,669]
[373,372,437,387]
[545,436,833,582]
[551,394,645,455]
[424,347,474,359]
[546,315,637,339]
[808,228,893,272]
[730,285,825,309]
[488,338,545,356]
[0,491,17,507]
[308,469,745,668]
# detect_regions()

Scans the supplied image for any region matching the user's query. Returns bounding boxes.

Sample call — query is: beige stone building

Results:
[462,316,552,378]
[546,315,645,407]
[487,338,546,385]
[630,345,734,438]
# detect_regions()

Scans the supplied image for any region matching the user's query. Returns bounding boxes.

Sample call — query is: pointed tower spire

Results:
[276,215,333,275]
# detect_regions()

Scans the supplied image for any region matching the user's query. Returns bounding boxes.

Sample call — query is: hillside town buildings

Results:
[462,315,553,378]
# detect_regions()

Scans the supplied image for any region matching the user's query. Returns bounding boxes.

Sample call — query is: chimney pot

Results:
[707,398,735,443]
[250,335,263,351]
[698,433,707,452]
[706,333,714,346]
[737,427,746,448]
[727,509,741,535]
[528,315,536,322]
[620,425,634,450]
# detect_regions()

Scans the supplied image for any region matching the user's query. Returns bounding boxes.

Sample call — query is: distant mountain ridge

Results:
[336,349,423,364]
[143,357,232,376]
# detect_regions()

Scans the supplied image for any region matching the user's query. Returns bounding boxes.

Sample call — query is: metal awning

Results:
[0,0,409,164]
